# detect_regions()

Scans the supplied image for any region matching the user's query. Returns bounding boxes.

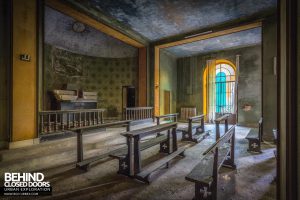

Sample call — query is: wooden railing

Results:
[39,109,105,135]
[123,107,154,121]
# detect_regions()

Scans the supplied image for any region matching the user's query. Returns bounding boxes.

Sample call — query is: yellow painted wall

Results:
[12,0,37,141]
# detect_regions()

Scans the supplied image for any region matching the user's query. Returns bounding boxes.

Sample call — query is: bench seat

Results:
[245,118,263,153]
[185,123,236,200]
[246,128,259,139]
[136,146,186,183]
[110,134,168,158]
[185,154,214,186]
[76,135,168,171]
[245,128,261,153]
[185,146,230,186]
[177,124,202,132]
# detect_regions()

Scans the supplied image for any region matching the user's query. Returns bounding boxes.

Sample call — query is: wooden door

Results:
[164,90,170,114]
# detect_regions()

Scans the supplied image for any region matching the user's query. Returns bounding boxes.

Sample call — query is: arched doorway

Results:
[203,59,236,122]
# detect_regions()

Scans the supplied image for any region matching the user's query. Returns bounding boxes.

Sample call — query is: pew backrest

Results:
[121,122,177,138]
[155,113,179,125]
[72,120,131,132]
[203,125,235,156]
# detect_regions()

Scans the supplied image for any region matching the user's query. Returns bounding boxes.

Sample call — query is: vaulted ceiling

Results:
[71,0,276,41]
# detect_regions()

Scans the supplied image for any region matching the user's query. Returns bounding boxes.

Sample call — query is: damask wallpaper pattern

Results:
[44,44,138,115]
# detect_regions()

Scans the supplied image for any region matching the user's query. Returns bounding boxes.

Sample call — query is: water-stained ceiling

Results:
[44,6,138,58]
[73,0,276,41]
[165,27,262,57]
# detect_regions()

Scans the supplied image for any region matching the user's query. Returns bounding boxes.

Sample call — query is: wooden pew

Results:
[177,114,210,143]
[73,120,131,171]
[185,125,236,200]
[113,122,186,183]
[155,113,179,125]
[245,117,263,153]
[214,114,230,137]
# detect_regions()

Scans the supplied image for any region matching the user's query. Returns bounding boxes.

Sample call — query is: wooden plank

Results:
[121,122,177,137]
[246,128,259,139]
[193,131,210,143]
[177,124,202,132]
[70,120,131,131]
[189,114,205,121]
[203,126,235,155]
[156,113,179,119]
[138,47,147,106]
[214,114,231,123]
[110,135,168,158]
[186,146,230,184]
[157,21,262,49]
[46,0,144,48]
[136,147,185,182]
[185,154,214,185]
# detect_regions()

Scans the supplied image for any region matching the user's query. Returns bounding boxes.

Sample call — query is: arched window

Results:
[203,60,236,121]
[215,63,235,113]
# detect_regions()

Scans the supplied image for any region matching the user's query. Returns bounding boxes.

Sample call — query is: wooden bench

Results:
[73,120,131,171]
[155,113,179,125]
[177,115,210,143]
[214,114,230,136]
[245,117,263,153]
[186,125,236,200]
[118,122,186,183]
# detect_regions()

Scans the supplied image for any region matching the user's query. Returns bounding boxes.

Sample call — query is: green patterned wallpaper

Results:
[44,44,138,116]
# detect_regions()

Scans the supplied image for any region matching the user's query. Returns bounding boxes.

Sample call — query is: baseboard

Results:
[9,138,40,149]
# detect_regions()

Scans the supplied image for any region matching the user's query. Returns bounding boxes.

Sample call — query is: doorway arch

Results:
[203,59,236,120]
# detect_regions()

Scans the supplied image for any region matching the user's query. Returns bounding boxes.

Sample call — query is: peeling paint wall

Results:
[159,50,177,114]
[177,45,262,127]
[44,44,138,116]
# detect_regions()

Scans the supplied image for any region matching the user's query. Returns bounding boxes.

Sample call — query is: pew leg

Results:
[159,140,170,153]
[160,130,170,153]
[181,131,190,141]
[247,139,262,153]
[194,183,212,200]
[117,156,130,176]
